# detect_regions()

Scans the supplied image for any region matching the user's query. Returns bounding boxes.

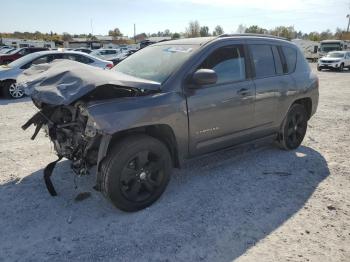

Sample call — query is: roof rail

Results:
[218,33,289,41]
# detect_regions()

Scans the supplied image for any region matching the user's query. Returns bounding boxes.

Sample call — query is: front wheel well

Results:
[292,97,312,119]
[107,125,180,168]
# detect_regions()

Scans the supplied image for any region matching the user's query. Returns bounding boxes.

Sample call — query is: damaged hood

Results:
[17,60,161,105]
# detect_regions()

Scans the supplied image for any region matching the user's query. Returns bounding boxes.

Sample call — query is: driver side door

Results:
[186,43,255,156]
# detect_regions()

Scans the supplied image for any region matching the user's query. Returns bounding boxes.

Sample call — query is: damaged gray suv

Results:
[21,34,319,212]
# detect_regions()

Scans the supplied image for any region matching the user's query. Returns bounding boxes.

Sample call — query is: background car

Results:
[0,50,113,99]
[317,51,350,71]
[0,47,48,65]
[0,46,14,53]
[108,49,138,65]
[0,48,16,54]
[90,48,121,60]
[74,48,92,54]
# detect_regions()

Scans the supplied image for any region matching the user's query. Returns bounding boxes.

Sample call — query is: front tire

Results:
[101,134,172,212]
[338,63,344,72]
[2,80,24,99]
[278,104,308,150]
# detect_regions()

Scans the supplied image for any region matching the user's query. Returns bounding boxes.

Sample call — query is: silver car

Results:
[0,51,113,99]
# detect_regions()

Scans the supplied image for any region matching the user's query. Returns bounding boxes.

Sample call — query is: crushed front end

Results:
[19,60,160,195]
[22,101,101,176]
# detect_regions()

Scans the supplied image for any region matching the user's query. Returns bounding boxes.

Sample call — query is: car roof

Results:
[154,34,291,47]
[22,50,107,61]
[154,37,215,46]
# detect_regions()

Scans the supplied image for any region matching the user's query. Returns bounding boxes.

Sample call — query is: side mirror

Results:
[191,69,217,86]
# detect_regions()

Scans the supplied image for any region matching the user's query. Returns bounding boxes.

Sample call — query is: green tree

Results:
[245,25,266,34]
[172,33,180,39]
[200,26,209,37]
[108,28,122,38]
[213,25,224,36]
[270,26,296,40]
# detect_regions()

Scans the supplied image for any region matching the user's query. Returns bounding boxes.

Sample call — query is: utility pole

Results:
[347,14,350,32]
[134,23,136,43]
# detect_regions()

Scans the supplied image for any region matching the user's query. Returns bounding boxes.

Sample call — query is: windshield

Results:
[326,52,345,58]
[8,52,42,68]
[113,45,198,83]
[320,43,341,52]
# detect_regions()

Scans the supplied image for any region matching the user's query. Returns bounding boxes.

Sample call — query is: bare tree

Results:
[186,21,200,37]
[62,32,72,41]
[236,24,246,34]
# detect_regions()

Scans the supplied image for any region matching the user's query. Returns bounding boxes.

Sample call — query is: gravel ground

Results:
[0,64,349,262]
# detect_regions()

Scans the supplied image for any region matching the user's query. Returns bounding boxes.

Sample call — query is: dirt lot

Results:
[0,64,349,262]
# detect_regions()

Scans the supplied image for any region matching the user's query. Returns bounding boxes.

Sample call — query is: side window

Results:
[63,54,78,61]
[31,56,48,65]
[199,45,246,84]
[51,54,64,61]
[18,49,27,55]
[272,46,283,75]
[75,54,94,64]
[281,46,297,73]
[249,44,276,78]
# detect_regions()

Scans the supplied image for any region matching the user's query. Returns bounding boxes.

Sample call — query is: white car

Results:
[317,51,350,71]
[0,51,113,99]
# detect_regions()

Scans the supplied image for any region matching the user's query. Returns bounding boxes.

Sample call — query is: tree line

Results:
[1,22,349,44]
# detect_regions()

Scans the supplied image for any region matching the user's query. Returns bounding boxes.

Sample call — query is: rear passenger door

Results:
[248,43,294,134]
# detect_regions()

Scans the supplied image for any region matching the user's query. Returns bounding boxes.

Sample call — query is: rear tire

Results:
[277,104,308,150]
[100,134,172,212]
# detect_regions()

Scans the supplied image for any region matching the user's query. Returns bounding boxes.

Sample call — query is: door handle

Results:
[237,88,249,96]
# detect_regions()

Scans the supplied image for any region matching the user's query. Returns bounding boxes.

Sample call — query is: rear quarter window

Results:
[282,46,297,73]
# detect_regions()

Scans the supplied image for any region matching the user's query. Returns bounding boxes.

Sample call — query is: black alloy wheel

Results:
[278,104,308,150]
[120,150,165,202]
[101,134,172,212]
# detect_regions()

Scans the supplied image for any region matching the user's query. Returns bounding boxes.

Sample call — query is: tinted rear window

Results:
[282,46,297,73]
[250,44,276,78]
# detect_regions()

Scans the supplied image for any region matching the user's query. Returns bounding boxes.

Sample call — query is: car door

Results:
[186,43,255,155]
[247,43,294,134]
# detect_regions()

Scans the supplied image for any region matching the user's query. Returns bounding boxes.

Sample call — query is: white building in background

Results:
[0,38,55,48]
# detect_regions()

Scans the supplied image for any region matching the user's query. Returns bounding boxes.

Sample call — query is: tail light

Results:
[105,63,113,69]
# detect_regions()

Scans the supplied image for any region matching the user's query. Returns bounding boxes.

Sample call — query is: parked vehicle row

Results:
[0,51,113,98]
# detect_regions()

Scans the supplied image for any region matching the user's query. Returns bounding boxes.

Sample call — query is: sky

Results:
[0,0,349,37]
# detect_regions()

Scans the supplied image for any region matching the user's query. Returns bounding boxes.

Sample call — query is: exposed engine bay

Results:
[19,60,161,195]
[22,85,146,176]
